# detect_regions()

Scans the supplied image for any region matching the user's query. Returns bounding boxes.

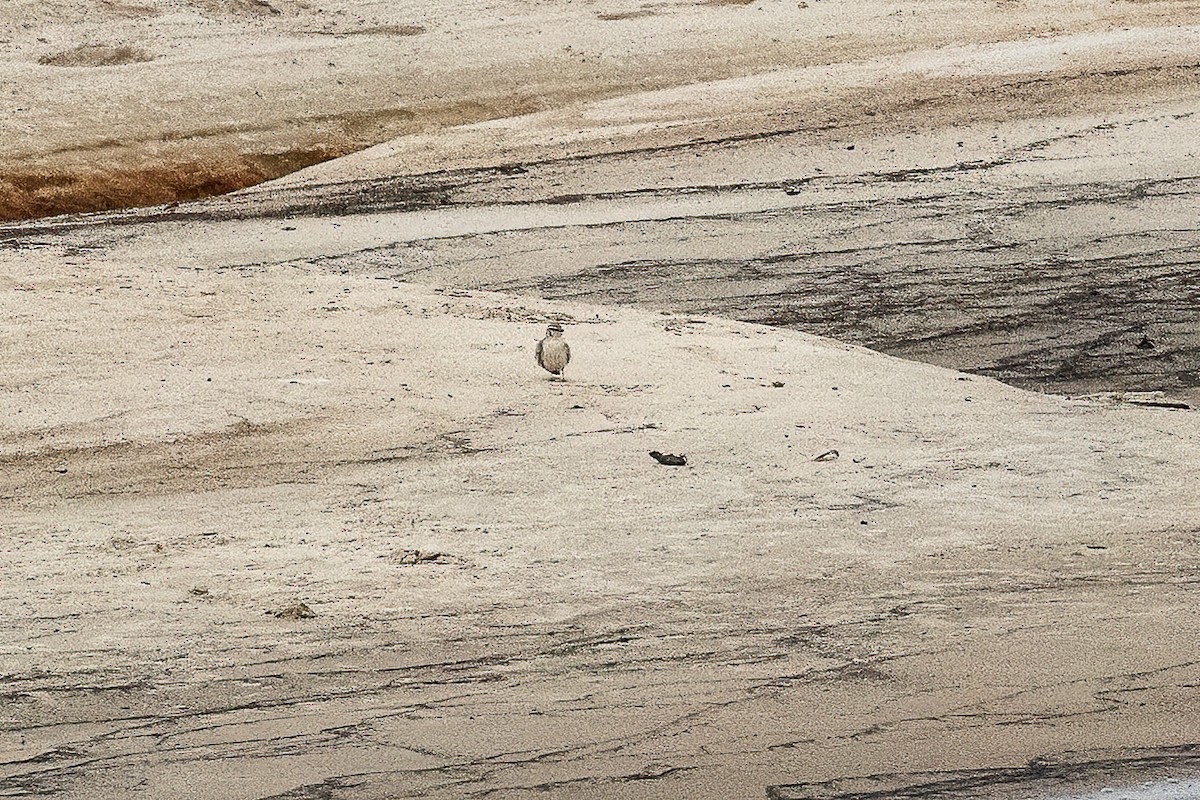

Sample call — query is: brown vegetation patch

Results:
[0,146,343,221]
[38,44,154,68]
[0,92,549,221]
[0,89,577,222]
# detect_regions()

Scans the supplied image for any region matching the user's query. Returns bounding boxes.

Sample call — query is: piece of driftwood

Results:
[649,451,688,466]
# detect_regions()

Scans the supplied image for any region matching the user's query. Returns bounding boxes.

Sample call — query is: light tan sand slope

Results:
[4,0,1200,218]
[2,231,1200,798]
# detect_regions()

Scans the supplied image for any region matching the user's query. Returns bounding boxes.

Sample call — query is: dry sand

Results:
[4,1,1200,799]
[5,244,1200,800]
[4,0,1199,217]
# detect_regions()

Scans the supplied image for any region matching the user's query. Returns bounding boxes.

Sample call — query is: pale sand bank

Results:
[1049,779,1200,800]
[3,230,1200,797]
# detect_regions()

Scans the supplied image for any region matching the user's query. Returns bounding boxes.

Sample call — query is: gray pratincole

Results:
[535,323,570,379]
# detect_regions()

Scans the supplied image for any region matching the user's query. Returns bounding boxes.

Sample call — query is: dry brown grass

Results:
[0,147,342,221]
[0,91,556,221]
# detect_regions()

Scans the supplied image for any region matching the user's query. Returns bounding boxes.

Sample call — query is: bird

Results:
[535,323,570,379]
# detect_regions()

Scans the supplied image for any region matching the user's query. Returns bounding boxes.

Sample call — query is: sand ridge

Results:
[5,0,1200,218]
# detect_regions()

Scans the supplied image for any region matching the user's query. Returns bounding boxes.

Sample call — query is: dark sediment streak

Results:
[769,745,1200,800]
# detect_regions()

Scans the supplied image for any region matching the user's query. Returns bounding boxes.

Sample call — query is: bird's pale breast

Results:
[537,338,570,374]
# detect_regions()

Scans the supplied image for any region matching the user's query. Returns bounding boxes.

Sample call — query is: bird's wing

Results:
[535,339,544,364]
[563,341,570,362]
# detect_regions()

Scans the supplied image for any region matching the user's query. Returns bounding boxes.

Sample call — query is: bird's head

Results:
[546,323,565,337]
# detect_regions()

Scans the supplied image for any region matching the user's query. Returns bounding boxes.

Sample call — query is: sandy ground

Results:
[5,222,1200,799]
[4,0,1200,217]
[5,1,1200,799]
[13,1,1200,391]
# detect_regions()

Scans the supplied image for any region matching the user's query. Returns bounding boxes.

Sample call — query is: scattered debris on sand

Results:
[392,549,471,566]
[270,602,317,619]
[649,450,688,466]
